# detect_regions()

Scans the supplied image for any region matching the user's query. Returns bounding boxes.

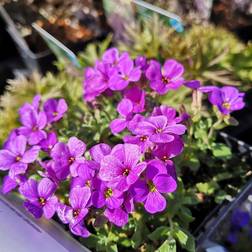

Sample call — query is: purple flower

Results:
[123,86,145,113]
[102,48,120,65]
[198,86,219,93]
[123,134,153,153]
[19,178,58,219]
[127,114,145,133]
[57,187,91,237]
[0,135,40,177]
[135,55,149,71]
[104,193,134,227]
[70,161,98,191]
[184,80,201,89]
[152,136,184,161]
[83,62,116,101]
[231,209,250,229]
[89,143,111,163]
[227,231,238,244]
[3,130,18,149]
[206,86,245,115]
[39,132,58,152]
[132,160,177,214]
[110,98,134,134]
[1,174,26,194]
[51,137,86,177]
[99,144,146,192]
[92,179,124,209]
[146,59,184,95]
[43,98,68,123]
[40,160,68,183]
[135,115,186,144]
[18,105,47,145]
[109,54,141,90]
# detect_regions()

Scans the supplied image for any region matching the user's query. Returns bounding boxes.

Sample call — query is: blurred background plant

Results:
[118,14,251,89]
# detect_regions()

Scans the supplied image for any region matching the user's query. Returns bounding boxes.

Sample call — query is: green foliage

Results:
[78,34,113,67]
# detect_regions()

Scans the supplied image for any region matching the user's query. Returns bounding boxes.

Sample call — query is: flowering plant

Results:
[0,47,247,251]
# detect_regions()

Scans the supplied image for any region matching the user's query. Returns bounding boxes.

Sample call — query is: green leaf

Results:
[196,181,219,195]
[177,207,195,227]
[148,226,170,241]
[80,234,100,249]
[174,228,195,252]
[132,219,149,248]
[106,244,118,252]
[214,190,229,204]
[212,143,231,158]
[156,239,176,252]
[118,237,132,247]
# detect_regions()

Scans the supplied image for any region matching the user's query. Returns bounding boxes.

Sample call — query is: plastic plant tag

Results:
[103,0,135,41]
[132,0,184,32]
[32,23,81,68]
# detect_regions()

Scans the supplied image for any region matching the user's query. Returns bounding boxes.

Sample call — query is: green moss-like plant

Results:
[118,15,252,90]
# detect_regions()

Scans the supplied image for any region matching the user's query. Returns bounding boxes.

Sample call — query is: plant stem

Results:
[208,117,223,139]
[168,217,174,239]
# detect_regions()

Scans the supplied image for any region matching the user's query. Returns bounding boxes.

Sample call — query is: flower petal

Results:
[117,98,133,117]
[110,118,127,134]
[9,135,27,155]
[1,175,18,194]
[99,155,123,181]
[68,137,86,158]
[154,174,177,193]
[70,222,90,238]
[0,150,16,170]
[145,191,166,214]
[43,196,58,219]
[22,146,40,163]
[19,179,38,201]
[69,187,91,209]
[38,178,56,199]
[90,143,111,163]
[131,180,148,202]
[104,208,128,227]
[24,201,43,219]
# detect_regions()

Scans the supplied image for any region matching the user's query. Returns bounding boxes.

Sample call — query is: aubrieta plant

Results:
[0,48,246,251]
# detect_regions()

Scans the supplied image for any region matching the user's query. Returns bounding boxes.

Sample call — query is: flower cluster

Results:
[199,86,245,115]
[0,95,182,238]
[0,48,246,240]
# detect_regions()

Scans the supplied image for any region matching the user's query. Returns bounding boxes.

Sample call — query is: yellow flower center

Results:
[222,102,231,110]
[53,112,58,116]
[104,188,113,199]
[155,128,163,134]
[148,181,157,192]
[85,180,91,188]
[16,156,22,162]
[39,197,46,206]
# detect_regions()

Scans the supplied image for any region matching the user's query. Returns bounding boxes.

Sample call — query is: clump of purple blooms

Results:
[0,48,245,238]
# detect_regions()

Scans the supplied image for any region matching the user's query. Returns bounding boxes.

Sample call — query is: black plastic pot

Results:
[196,133,252,251]
[0,12,28,94]
[0,6,56,75]
[0,2,111,76]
